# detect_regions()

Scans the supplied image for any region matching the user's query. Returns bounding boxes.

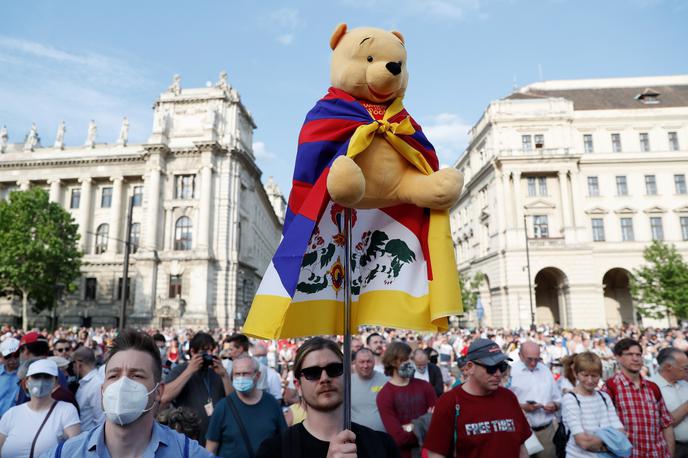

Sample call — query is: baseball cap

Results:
[48,356,70,369]
[465,338,512,366]
[27,359,58,377]
[0,338,20,357]
[20,332,47,346]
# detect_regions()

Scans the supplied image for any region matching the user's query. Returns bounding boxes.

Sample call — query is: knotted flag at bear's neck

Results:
[242,87,462,339]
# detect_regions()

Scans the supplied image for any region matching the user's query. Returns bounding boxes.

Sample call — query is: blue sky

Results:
[1,0,687,196]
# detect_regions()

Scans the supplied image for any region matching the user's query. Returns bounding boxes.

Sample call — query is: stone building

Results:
[452,75,688,329]
[0,73,284,329]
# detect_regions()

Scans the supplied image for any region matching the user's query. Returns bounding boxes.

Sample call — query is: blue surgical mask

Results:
[233,377,254,393]
[256,356,268,367]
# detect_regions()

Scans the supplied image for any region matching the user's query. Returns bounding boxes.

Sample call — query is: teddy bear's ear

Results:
[391,30,405,44]
[330,23,348,50]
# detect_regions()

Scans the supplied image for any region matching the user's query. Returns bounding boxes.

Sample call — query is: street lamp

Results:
[523,214,536,331]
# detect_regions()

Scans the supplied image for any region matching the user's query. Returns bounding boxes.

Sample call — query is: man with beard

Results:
[602,338,674,458]
[424,339,531,458]
[366,333,385,373]
[256,337,399,457]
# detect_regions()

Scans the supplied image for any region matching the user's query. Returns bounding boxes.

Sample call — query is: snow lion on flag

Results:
[243,24,464,338]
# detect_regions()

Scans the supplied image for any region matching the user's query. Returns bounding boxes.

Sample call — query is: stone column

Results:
[108,176,124,254]
[495,169,507,250]
[144,167,162,250]
[558,170,573,238]
[17,180,30,191]
[570,168,586,240]
[197,161,214,251]
[512,171,523,227]
[78,178,93,253]
[48,179,62,203]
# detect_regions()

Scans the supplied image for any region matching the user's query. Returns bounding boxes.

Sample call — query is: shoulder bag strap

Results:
[54,440,65,458]
[30,401,58,458]
[226,396,255,458]
[183,434,189,458]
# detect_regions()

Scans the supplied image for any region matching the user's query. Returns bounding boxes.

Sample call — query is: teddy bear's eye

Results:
[367,56,374,63]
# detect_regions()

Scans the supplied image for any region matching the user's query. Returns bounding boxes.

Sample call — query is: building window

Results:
[101,187,112,208]
[587,176,600,197]
[650,217,664,241]
[175,175,195,200]
[174,216,192,250]
[669,132,680,151]
[527,176,547,197]
[639,133,650,152]
[645,175,657,195]
[583,134,594,153]
[620,218,634,241]
[533,215,549,238]
[70,189,81,209]
[95,223,109,254]
[591,218,605,242]
[681,217,688,241]
[522,135,533,152]
[117,277,131,301]
[534,134,544,149]
[675,175,687,195]
[616,176,628,196]
[84,278,97,301]
[169,275,182,299]
[129,223,140,254]
[132,186,143,207]
[611,133,622,152]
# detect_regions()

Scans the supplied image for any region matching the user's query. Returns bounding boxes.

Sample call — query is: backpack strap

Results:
[183,435,189,458]
[596,391,609,409]
[54,441,65,458]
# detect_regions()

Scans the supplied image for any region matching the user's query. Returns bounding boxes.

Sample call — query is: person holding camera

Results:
[162,332,231,445]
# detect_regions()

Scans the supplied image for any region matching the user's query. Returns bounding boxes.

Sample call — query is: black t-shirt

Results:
[256,422,400,458]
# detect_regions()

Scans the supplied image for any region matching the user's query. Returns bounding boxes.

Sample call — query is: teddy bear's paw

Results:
[327,156,366,207]
[418,168,464,210]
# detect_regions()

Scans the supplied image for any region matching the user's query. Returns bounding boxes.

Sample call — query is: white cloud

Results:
[266,8,305,45]
[252,141,277,160]
[276,34,294,45]
[422,113,471,164]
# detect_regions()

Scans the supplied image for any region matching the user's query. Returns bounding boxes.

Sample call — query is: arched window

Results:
[129,223,141,254]
[174,216,192,251]
[95,223,109,254]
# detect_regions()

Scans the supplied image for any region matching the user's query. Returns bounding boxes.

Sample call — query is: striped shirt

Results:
[561,391,623,458]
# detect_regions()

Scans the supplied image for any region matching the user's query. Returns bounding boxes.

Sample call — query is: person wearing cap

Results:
[0,337,21,418]
[424,338,531,458]
[0,359,80,457]
[508,341,562,458]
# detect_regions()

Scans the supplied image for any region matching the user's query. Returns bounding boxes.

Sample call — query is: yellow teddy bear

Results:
[326,23,464,210]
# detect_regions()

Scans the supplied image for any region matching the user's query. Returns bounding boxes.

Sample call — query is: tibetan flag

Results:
[243,87,462,338]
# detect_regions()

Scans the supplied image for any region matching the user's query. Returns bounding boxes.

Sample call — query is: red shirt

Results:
[423,385,530,458]
[602,372,673,458]
[376,378,437,458]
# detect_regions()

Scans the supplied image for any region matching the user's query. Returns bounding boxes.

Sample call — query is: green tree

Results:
[631,240,688,320]
[0,188,82,328]
[459,271,485,312]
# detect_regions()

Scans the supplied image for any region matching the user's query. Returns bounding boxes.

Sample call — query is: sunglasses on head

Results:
[298,362,344,381]
[474,361,509,375]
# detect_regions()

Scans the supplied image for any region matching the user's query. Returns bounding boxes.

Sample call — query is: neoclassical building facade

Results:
[451,75,688,329]
[0,74,284,328]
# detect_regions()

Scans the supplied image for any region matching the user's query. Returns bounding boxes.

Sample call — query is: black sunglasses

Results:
[298,363,344,381]
[474,361,509,375]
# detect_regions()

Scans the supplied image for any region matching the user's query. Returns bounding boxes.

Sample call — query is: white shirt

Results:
[561,391,623,458]
[413,367,430,383]
[0,401,80,458]
[651,373,688,441]
[509,360,562,427]
[76,368,104,431]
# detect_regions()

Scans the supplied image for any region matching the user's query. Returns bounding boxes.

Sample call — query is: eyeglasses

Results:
[54,348,69,353]
[298,363,344,381]
[474,361,509,375]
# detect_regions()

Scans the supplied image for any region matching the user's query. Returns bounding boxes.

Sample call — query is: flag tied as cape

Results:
[243,88,462,338]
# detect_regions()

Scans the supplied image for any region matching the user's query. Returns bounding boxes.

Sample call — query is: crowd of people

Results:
[0,322,687,457]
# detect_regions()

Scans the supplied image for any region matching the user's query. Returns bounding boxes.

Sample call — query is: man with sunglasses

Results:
[0,338,20,418]
[257,337,399,457]
[424,338,530,458]
[508,341,561,458]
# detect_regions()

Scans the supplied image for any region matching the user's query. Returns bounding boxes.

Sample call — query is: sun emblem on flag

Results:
[329,257,345,293]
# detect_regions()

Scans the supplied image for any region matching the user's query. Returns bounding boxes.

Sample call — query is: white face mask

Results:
[102,376,158,426]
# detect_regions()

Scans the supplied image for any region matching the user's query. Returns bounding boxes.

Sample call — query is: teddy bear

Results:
[325,23,464,210]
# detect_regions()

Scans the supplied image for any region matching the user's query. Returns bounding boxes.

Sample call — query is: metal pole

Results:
[342,208,353,430]
[119,195,134,330]
[523,214,535,330]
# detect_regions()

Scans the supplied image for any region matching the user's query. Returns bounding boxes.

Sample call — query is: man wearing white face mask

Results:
[0,359,80,458]
[41,329,212,458]
[206,355,287,457]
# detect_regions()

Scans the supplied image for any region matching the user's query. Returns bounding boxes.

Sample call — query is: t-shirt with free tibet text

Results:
[423,385,531,458]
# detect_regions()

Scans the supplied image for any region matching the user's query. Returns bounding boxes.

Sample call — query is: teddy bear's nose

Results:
[385,61,402,76]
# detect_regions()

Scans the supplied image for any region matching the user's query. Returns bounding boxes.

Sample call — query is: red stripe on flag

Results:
[382,205,432,280]
[298,118,363,144]
[287,180,313,215]
[322,87,357,101]
[297,169,331,222]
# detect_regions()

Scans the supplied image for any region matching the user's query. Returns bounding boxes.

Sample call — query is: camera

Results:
[201,353,215,368]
